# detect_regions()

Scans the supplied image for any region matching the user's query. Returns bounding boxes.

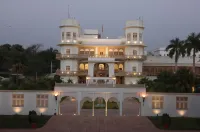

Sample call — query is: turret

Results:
[59,18,80,43]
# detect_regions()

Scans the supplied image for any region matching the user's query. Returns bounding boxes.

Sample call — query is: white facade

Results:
[56,18,146,85]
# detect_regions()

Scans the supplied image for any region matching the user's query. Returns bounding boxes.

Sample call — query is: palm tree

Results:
[166,38,185,72]
[184,32,200,73]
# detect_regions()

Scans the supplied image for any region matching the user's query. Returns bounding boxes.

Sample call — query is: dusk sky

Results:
[0,0,200,50]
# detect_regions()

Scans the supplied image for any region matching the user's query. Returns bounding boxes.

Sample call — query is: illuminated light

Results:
[61,71,64,74]
[133,82,136,84]
[178,110,186,116]
[95,36,98,39]
[67,72,69,74]
[67,55,69,57]
[86,77,90,80]
[134,41,137,44]
[133,72,136,75]
[127,41,130,44]
[139,72,141,75]
[140,41,142,44]
[67,40,70,42]
[192,86,195,93]
[39,108,47,113]
[60,113,62,115]
[74,72,76,74]
[74,113,76,116]
[137,114,139,116]
[73,40,77,43]
[139,56,141,58]
[133,56,136,58]
[106,37,108,39]
[61,40,64,43]
[153,109,161,114]
[127,56,129,58]
[112,77,116,80]
[141,93,146,98]
[54,92,58,96]
[71,98,76,102]
[13,107,22,113]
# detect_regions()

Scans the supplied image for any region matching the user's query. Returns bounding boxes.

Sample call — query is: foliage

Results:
[82,100,119,109]
[149,116,200,130]
[138,68,197,93]
[0,115,51,128]
[54,75,62,83]
[161,113,171,128]
[67,78,73,84]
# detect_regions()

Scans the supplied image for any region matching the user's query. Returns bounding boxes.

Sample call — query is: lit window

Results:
[66,49,70,54]
[80,49,84,54]
[85,49,89,54]
[99,64,104,70]
[12,94,24,107]
[139,33,142,41]
[36,94,48,107]
[66,32,71,39]
[119,49,124,55]
[90,49,95,55]
[133,50,137,55]
[66,66,70,71]
[73,32,76,40]
[127,33,131,41]
[176,97,188,110]
[133,33,137,41]
[79,64,84,70]
[114,64,118,70]
[109,49,113,56]
[85,64,88,70]
[152,96,164,109]
[132,66,136,72]
[62,32,65,40]
[119,64,123,70]
[114,49,118,55]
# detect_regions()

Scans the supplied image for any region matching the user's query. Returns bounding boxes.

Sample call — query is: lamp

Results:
[141,93,146,105]
[54,92,58,101]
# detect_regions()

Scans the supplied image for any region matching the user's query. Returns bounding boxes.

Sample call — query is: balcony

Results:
[56,69,88,76]
[114,70,143,77]
[56,54,146,60]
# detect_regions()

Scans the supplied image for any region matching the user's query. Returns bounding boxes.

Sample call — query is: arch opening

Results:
[59,96,77,115]
[122,97,141,116]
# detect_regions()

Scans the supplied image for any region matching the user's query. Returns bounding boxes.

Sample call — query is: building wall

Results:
[141,93,200,117]
[125,61,143,72]
[60,60,78,71]
[60,46,78,54]
[0,91,57,115]
[61,76,78,84]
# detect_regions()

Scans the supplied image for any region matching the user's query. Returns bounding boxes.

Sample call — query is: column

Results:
[108,63,114,77]
[92,100,94,116]
[120,100,122,116]
[77,92,81,115]
[106,47,108,56]
[88,63,94,77]
[105,100,108,116]
[95,47,98,55]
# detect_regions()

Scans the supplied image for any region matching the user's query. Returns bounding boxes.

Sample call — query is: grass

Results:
[149,116,200,130]
[82,101,119,109]
[0,115,51,129]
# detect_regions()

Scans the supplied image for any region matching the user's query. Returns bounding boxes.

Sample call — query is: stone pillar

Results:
[105,100,108,116]
[106,47,108,56]
[88,63,94,77]
[92,100,94,116]
[119,92,123,116]
[108,63,114,77]
[95,47,98,55]
[77,92,81,115]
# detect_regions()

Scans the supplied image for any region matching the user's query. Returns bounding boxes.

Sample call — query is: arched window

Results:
[85,64,88,70]
[80,49,84,54]
[132,66,136,72]
[133,50,137,55]
[114,49,118,55]
[109,49,113,56]
[133,33,137,41]
[85,49,89,54]
[66,49,70,54]
[99,64,104,70]
[119,64,123,70]
[114,64,118,70]
[90,49,95,55]
[73,32,77,40]
[79,64,84,70]
[127,33,131,41]
[119,49,124,55]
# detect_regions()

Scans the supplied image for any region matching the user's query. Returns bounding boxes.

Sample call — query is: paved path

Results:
[1,115,200,132]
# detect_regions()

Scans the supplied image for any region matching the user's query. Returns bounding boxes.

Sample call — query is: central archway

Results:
[107,97,119,116]
[93,63,109,77]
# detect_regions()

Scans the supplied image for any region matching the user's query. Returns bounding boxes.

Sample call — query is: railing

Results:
[56,70,88,76]
[56,54,146,60]
[114,70,143,77]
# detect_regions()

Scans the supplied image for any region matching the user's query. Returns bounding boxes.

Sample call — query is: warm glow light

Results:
[139,56,141,58]
[54,92,58,96]
[13,107,22,113]
[141,93,146,98]
[139,72,141,75]
[127,41,130,44]
[74,113,76,116]
[133,56,136,58]
[133,82,136,84]
[73,40,77,43]
[61,40,64,43]
[112,77,116,80]
[71,98,76,102]
[178,110,186,116]
[153,109,161,114]
[192,86,195,93]
[74,72,76,74]
[38,108,47,113]
[67,72,69,74]
[67,40,70,42]
[133,72,136,75]
[86,77,90,80]
[61,71,64,74]
[134,41,137,44]
[67,55,69,57]
[140,41,142,44]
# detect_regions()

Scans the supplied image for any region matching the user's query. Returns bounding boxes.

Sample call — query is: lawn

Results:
[0,115,51,129]
[149,116,200,130]
[82,101,119,109]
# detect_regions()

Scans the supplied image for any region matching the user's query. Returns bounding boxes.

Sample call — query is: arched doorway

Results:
[93,63,109,77]
[59,96,77,115]
[123,97,141,116]
[94,97,106,116]
[80,97,93,116]
[107,97,119,116]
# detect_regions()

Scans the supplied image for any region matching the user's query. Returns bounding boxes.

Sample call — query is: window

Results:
[119,49,124,55]
[73,32,76,40]
[85,49,89,54]
[133,33,137,41]
[36,94,48,107]
[119,64,123,70]
[90,49,95,55]
[85,64,88,70]
[127,33,131,41]
[132,66,136,72]
[133,50,137,55]
[62,32,65,40]
[109,49,113,56]
[176,97,188,110]
[152,96,164,109]
[114,49,118,55]
[114,64,118,70]
[139,33,142,41]
[66,32,71,39]
[79,63,84,70]
[12,94,24,107]
[80,49,84,54]
[66,49,70,54]
[100,52,103,55]
[66,66,70,71]
[99,64,104,70]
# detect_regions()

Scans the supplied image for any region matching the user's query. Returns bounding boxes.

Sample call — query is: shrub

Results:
[161,113,171,129]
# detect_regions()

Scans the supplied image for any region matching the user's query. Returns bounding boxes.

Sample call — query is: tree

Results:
[184,32,200,73]
[166,38,185,72]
